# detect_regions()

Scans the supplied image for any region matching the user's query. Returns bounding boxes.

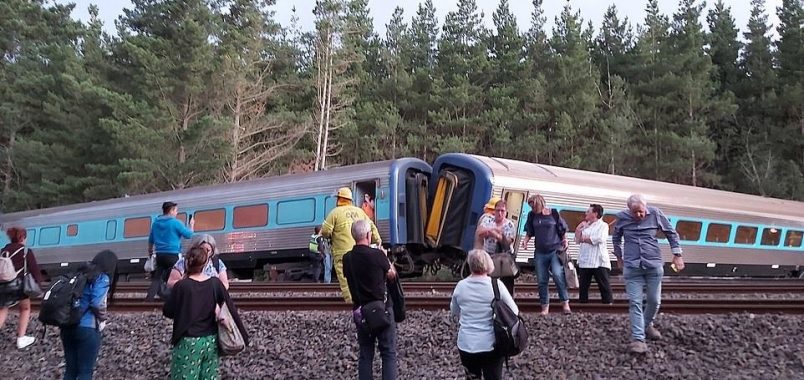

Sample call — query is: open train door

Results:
[502,189,526,253]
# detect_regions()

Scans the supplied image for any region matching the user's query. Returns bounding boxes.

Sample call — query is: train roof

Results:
[467,154,804,225]
[0,159,407,222]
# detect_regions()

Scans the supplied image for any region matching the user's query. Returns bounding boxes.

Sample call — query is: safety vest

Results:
[309,234,320,254]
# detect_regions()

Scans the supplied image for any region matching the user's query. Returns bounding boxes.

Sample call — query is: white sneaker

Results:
[16,335,35,349]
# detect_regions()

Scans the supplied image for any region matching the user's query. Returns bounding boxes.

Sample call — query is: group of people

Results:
[0,189,685,379]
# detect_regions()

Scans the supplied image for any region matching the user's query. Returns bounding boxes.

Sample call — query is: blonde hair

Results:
[466,249,494,275]
[529,194,546,213]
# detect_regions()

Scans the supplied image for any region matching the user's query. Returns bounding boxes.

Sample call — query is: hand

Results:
[561,239,569,250]
[521,240,528,249]
[617,257,624,270]
[98,321,107,332]
[386,266,397,281]
[189,217,196,229]
[577,221,588,230]
[672,255,685,272]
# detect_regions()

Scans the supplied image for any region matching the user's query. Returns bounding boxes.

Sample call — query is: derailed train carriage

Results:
[1,153,803,280]
[425,154,804,277]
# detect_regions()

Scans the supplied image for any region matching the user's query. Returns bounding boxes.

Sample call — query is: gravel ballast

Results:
[0,310,802,379]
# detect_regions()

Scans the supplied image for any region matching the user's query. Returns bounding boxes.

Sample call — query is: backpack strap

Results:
[551,209,566,239]
[212,256,221,273]
[491,277,501,302]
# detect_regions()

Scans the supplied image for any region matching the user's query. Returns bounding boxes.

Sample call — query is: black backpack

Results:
[39,270,89,328]
[491,278,528,358]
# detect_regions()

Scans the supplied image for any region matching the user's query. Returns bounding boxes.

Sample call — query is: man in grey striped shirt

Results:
[613,194,685,354]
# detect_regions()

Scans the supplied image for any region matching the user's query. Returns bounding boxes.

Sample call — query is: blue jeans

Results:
[323,253,332,283]
[623,265,663,342]
[61,326,102,380]
[534,251,569,305]
[356,306,397,380]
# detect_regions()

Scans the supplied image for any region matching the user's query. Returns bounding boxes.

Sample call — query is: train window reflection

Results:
[784,230,803,247]
[124,217,151,238]
[195,209,226,232]
[676,221,702,241]
[559,210,585,232]
[234,204,269,228]
[602,214,617,235]
[705,223,731,243]
[39,226,61,246]
[760,228,781,246]
[66,224,78,237]
[735,226,758,245]
[176,213,187,225]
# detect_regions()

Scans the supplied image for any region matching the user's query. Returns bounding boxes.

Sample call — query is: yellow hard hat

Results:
[484,196,502,212]
[337,187,353,200]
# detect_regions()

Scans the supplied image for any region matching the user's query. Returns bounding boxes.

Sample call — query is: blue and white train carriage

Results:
[0,158,433,280]
[426,154,804,277]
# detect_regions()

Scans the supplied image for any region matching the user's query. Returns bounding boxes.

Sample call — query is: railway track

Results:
[30,296,804,314]
[112,280,804,295]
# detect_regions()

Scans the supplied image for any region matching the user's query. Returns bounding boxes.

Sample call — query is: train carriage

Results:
[426,154,804,277]
[0,158,432,280]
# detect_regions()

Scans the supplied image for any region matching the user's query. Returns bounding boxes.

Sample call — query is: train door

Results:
[354,180,378,222]
[425,166,475,249]
[502,190,526,253]
[405,171,429,245]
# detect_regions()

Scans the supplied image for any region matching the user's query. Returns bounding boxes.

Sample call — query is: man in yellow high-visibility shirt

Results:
[322,187,382,303]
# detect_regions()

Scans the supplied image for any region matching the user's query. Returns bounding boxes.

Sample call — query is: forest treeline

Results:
[1,0,802,212]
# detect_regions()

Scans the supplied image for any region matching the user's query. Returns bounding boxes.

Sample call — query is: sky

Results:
[57,0,784,40]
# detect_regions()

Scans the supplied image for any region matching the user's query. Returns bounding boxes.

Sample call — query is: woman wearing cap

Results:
[167,234,229,289]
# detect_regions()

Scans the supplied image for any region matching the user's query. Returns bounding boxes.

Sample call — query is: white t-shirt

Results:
[577,219,611,269]
[478,214,516,254]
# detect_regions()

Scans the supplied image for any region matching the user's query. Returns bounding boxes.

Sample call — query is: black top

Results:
[163,276,227,345]
[343,245,391,308]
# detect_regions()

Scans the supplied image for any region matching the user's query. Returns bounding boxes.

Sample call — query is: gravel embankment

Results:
[0,311,802,379]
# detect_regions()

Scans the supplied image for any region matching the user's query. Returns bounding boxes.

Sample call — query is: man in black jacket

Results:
[343,219,397,380]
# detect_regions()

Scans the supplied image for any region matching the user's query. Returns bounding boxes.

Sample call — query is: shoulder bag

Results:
[215,285,245,356]
[21,248,42,298]
[348,253,391,334]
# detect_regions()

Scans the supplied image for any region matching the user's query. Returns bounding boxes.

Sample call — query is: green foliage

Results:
[2,0,801,213]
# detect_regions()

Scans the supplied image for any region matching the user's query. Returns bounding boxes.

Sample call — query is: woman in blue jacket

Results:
[60,250,119,380]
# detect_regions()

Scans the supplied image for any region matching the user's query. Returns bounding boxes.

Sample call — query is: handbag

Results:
[143,254,156,272]
[21,248,41,298]
[360,300,391,334]
[217,302,245,356]
[490,253,519,278]
[564,259,579,289]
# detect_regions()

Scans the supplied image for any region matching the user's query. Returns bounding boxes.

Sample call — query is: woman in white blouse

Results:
[574,204,613,304]
[450,249,519,380]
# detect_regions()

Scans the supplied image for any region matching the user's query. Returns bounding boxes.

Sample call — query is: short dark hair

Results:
[162,201,178,214]
[590,204,604,219]
[314,226,322,234]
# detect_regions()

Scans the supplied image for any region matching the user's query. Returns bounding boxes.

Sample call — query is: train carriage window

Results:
[124,217,151,238]
[176,213,187,225]
[784,230,803,247]
[39,226,61,246]
[675,220,702,241]
[26,229,36,245]
[559,210,586,232]
[735,226,758,245]
[602,214,617,235]
[277,199,316,225]
[195,209,226,232]
[234,204,269,228]
[106,220,117,240]
[66,224,78,237]
[760,228,781,246]
[705,223,731,243]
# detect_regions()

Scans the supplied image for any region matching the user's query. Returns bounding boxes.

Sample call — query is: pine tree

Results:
[111,0,227,193]
[516,0,550,163]
[431,0,488,154]
[706,0,741,93]
[404,0,439,161]
[545,3,599,167]
[774,0,803,188]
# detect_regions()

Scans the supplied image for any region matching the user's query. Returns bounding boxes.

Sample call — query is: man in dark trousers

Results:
[343,219,397,380]
[145,201,194,301]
